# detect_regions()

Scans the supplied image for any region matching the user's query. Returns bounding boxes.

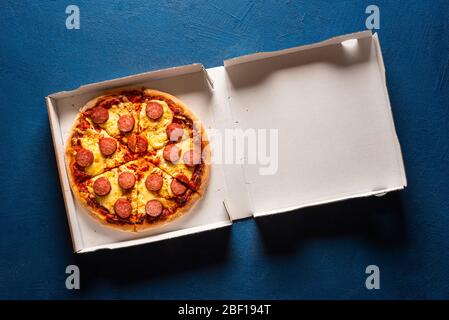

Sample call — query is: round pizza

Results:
[65,89,210,232]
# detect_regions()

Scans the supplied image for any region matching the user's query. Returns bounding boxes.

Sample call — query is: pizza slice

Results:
[75,161,140,231]
[138,98,193,152]
[66,118,135,183]
[82,94,140,140]
[135,158,200,229]
[138,98,172,151]
[138,89,198,152]
[139,98,173,134]
[147,136,209,193]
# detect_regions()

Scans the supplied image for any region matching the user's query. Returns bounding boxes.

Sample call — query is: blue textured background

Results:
[0,0,448,299]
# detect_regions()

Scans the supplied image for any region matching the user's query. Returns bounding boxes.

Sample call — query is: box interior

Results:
[222,31,406,216]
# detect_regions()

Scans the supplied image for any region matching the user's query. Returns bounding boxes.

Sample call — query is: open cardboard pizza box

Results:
[46,30,407,253]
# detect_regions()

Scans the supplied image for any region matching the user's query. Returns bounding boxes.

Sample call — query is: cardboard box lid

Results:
[222,31,407,218]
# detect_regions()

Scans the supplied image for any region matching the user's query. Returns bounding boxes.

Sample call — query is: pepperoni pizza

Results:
[65,89,210,231]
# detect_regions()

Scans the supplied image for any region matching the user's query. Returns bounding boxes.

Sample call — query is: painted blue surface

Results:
[0,0,448,299]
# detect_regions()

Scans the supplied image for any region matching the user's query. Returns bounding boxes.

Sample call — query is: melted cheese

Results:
[79,129,128,176]
[140,127,168,151]
[154,138,195,180]
[87,165,138,215]
[136,162,177,214]
[139,100,173,132]
[138,100,196,152]
[100,102,138,137]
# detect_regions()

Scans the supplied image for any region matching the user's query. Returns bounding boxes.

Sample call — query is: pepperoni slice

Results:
[145,200,163,217]
[146,101,164,120]
[166,123,184,142]
[118,172,136,190]
[90,106,109,124]
[170,179,187,196]
[98,137,117,156]
[127,134,148,153]
[145,174,163,192]
[75,148,94,167]
[117,114,135,133]
[163,144,180,163]
[114,198,132,219]
[92,177,111,196]
[183,149,201,167]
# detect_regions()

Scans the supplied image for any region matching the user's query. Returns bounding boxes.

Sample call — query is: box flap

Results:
[48,63,213,99]
[223,30,407,217]
[224,30,373,67]
[206,67,254,220]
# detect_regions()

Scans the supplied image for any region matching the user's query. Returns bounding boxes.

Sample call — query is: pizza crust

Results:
[65,88,210,232]
[65,112,86,191]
